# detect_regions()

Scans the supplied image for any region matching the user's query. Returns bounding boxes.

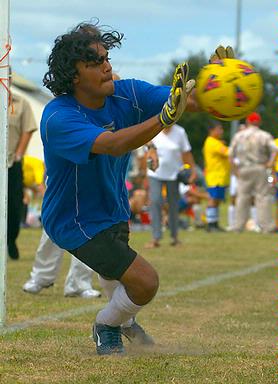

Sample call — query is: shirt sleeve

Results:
[21,98,37,134]
[214,141,229,157]
[180,129,192,152]
[45,108,107,164]
[229,134,239,158]
[131,80,171,121]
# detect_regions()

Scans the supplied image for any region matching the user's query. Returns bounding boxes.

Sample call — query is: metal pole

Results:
[0,0,10,327]
[235,0,242,57]
[231,0,242,139]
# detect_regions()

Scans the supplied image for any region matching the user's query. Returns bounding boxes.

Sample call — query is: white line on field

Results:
[0,260,275,335]
[157,260,276,297]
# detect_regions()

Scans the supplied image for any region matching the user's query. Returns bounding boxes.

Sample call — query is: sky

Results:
[8,0,278,89]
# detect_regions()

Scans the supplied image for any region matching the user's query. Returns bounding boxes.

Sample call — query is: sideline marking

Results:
[158,260,276,297]
[0,260,275,335]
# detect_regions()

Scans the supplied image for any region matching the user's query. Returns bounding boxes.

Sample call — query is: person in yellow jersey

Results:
[23,155,45,194]
[273,138,278,231]
[22,155,46,225]
[203,120,230,231]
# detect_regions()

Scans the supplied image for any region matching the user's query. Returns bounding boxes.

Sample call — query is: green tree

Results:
[255,64,278,138]
[159,54,278,166]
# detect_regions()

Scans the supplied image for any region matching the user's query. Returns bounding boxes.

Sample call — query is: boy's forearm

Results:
[92,115,164,156]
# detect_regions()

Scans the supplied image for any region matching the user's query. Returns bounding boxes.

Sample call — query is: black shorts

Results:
[68,222,137,280]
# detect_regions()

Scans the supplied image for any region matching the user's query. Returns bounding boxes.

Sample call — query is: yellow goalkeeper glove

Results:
[159,62,195,127]
[209,45,235,63]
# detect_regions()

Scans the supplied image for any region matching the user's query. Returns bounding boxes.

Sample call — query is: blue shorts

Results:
[207,186,226,200]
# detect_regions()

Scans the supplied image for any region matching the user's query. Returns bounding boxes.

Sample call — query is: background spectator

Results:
[203,121,230,232]
[8,74,37,259]
[230,112,278,233]
[145,123,197,247]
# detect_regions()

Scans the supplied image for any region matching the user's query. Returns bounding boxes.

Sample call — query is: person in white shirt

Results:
[145,124,197,247]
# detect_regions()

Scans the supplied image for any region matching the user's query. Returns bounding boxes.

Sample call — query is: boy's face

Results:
[211,124,223,138]
[73,43,114,102]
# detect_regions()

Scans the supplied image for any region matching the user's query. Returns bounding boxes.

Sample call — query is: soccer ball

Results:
[196,58,263,121]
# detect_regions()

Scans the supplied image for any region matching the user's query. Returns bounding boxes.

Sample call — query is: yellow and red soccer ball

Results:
[196,58,263,121]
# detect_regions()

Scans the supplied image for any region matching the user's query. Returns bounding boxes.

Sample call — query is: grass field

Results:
[0,226,276,383]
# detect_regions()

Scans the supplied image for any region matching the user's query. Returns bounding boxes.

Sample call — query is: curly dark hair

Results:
[43,22,123,96]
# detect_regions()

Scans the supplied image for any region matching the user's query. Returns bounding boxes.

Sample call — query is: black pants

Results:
[8,161,23,250]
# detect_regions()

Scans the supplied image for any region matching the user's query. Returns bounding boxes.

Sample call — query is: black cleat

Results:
[122,321,154,345]
[8,242,19,260]
[93,323,125,355]
[206,223,226,232]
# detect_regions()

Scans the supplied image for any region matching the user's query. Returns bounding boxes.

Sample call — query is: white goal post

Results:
[0,0,10,327]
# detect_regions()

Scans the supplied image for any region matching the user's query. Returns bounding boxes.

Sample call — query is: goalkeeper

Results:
[41,21,233,356]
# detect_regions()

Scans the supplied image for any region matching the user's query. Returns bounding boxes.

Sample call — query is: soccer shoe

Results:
[144,240,160,249]
[64,289,101,298]
[170,239,182,247]
[92,323,125,355]
[22,279,54,294]
[207,226,225,232]
[8,242,19,260]
[79,289,101,298]
[121,321,155,345]
[206,223,226,232]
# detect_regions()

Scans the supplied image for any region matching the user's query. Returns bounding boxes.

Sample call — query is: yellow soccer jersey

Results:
[23,156,45,188]
[274,138,278,172]
[203,136,230,187]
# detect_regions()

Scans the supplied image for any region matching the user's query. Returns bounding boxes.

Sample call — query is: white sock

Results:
[121,317,135,328]
[95,284,142,327]
[98,276,120,300]
[98,276,134,328]
[206,206,218,224]
[228,205,236,228]
[250,206,257,224]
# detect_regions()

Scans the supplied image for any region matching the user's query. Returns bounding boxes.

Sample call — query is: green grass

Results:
[0,226,276,383]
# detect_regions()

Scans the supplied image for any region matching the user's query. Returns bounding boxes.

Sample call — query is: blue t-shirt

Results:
[41,79,170,249]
